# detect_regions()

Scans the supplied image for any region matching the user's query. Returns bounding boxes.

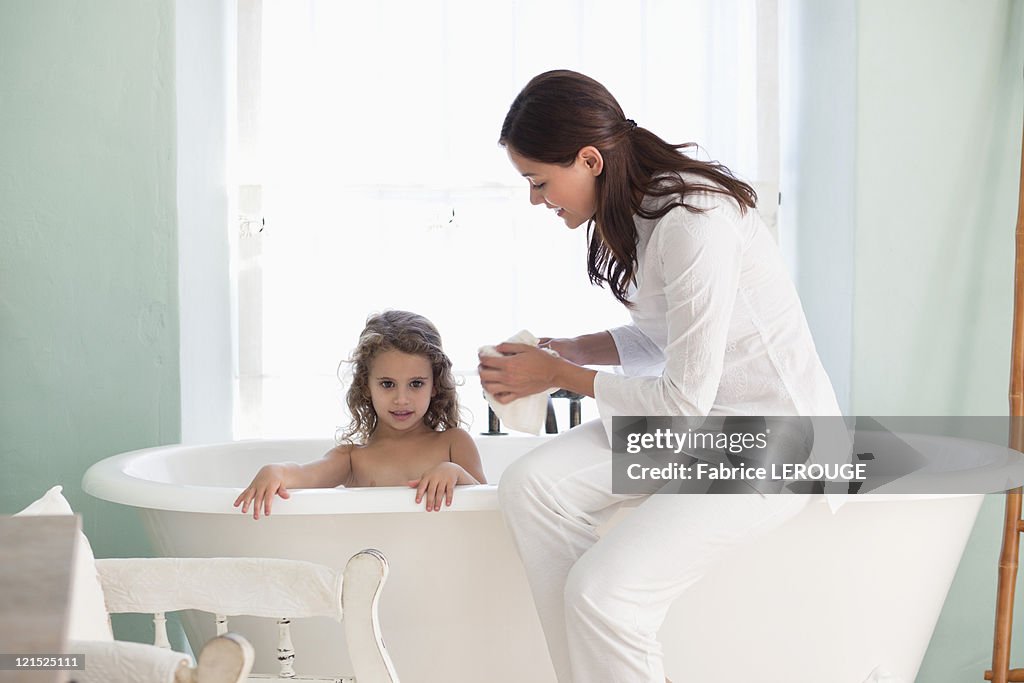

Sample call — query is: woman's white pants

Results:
[498,420,810,683]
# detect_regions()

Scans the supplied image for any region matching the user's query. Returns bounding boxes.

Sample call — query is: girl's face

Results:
[367,349,435,433]
[506,146,602,229]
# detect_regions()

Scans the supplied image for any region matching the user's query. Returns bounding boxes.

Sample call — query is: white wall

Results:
[176,0,235,443]
[780,0,858,413]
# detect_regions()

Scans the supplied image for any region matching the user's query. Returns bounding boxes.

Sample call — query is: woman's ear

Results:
[578,146,604,176]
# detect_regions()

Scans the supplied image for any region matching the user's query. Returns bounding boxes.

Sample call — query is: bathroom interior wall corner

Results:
[176,0,235,445]
[780,0,857,414]
[0,0,178,602]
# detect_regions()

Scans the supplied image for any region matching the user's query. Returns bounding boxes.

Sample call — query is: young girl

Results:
[235,310,485,519]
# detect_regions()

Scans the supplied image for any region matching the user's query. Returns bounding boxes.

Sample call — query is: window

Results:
[234,0,779,438]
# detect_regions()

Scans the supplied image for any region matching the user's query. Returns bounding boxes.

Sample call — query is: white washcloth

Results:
[480,330,557,435]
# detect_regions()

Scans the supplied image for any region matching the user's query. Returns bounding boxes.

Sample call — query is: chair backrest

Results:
[98,557,342,619]
[96,557,348,681]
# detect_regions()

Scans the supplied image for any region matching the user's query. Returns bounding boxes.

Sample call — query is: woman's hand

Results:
[408,462,464,512]
[537,337,586,364]
[233,464,291,520]
[478,342,561,403]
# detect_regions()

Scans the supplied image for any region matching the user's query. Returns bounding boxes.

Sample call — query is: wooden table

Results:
[0,515,80,683]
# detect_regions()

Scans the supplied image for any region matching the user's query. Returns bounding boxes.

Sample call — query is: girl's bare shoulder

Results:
[326,442,358,455]
[324,442,361,466]
[410,426,475,457]
[442,426,475,446]
[444,427,481,460]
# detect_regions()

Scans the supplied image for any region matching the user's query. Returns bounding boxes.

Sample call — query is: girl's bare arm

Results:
[234,446,353,519]
[285,444,354,488]
[448,428,486,484]
[408,429,486,511]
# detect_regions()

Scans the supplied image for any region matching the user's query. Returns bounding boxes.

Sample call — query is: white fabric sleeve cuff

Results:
[606,324,665,377]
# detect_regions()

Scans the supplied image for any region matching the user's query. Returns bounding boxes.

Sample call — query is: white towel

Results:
[480,330,557,435]
[71,639,191,683]
[96,557,343,619]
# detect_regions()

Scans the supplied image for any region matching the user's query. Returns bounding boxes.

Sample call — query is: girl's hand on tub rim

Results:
[233,464,292,520]
[408,462,463,512]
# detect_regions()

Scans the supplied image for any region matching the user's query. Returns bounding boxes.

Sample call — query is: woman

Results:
[478,70,841,683]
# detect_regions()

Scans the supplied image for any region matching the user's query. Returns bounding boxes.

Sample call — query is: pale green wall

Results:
[0,0,179,638]
[853,0,1019,417]
[851,0,1024,680]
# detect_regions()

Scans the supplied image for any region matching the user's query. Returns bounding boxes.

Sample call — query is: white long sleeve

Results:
[594,185,840,435]
[606,324,665,377]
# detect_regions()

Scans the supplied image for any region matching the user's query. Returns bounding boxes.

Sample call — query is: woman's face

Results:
[506,146,602,229]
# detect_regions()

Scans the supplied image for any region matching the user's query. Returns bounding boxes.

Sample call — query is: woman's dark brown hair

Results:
[499,69,757,305]
[339,310,463,444]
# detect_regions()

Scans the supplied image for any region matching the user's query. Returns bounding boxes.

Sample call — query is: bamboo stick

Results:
[989,99,1024,683]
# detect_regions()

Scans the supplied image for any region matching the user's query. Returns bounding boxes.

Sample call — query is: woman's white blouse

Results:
[593,186,841,425]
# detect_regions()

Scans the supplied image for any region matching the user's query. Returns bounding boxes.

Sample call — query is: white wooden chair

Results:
[87,550,398,683]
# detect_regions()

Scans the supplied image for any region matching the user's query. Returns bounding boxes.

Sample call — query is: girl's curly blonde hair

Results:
[338,310,463,444]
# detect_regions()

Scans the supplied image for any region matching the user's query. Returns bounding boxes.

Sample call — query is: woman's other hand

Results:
[478,342,561,403]
[537,337,586,364]
[233,464,291,520]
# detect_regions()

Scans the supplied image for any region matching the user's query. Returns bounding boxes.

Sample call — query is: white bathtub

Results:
[82,432,1010,683]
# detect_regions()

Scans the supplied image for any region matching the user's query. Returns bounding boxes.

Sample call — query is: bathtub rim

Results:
[82,437,534,515]
[81,443,496,515]
[81,432,1019,515]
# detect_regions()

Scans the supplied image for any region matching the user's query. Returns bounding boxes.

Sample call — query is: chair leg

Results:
[342,549,400,683]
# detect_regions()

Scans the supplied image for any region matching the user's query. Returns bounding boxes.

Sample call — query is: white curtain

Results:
[236,0,779,438]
